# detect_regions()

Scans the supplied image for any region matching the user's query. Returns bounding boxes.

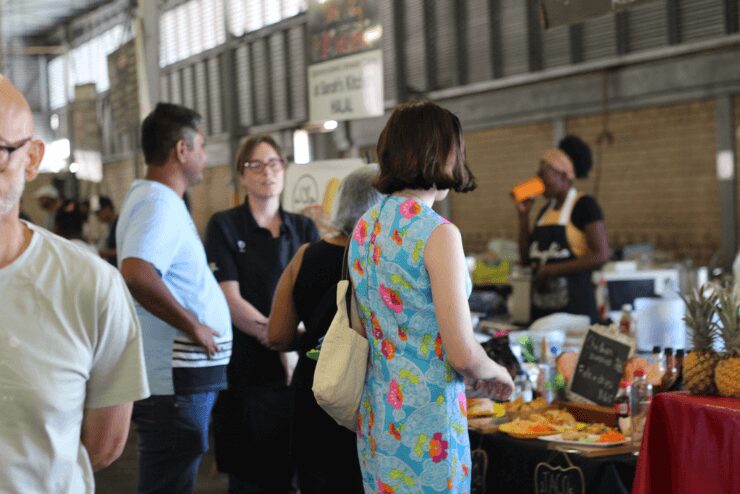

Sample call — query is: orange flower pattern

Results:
[353,258,364,275]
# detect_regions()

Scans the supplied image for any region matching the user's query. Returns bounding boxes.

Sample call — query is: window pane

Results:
[202,0,217,50]
[176,5,191,61]
[281,0,305,18]
[189,0,205,55]
[228,0,246,36]
[264,0,280,25]
[48,56,66,109]
[214,0,226,45]
[245,0,264,32]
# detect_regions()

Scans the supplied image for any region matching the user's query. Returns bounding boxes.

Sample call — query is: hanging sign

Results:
[307,0,384,121]
[308,49,384,121]
[282,159,366,235]
[540,0,659,28]
[307,0,382,63]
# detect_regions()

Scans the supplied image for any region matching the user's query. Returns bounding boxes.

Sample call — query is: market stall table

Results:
[469,430,637,494]
[632,391,740,494]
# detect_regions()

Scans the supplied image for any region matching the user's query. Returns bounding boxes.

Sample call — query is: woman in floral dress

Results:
[349,101,514,493]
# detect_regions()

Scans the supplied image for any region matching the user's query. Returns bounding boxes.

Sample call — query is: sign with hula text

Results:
[282,159,366,236]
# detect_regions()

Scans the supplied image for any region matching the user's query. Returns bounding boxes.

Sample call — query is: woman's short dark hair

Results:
[235,134,284,174]
[141,103,202,166]
[558,135,593,179]
[374,100,476,194]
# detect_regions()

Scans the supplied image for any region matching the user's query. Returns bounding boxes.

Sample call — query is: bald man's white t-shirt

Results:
[0,223,150,494]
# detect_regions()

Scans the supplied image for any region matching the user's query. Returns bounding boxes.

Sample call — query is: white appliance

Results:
[597,266,684,352]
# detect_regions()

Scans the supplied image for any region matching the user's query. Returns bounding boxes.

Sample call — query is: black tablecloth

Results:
[469,431,637,494]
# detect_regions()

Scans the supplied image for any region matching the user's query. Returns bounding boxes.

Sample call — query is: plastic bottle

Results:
[648,346,665,386]
[660,348,676,391]
[630,369,653,446]
[614,380,632,436]
[514,370,533,403]
[733,251,740,302]
[619,304,634,336]
[668,349,685,392]
[597,278,610,322]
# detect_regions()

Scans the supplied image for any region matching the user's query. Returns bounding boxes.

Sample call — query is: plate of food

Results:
[498,419,559,439]
[467,398,506,419]
[539,430,627,447]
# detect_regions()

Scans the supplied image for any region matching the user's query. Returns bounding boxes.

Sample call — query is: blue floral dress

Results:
[349,196,472,494]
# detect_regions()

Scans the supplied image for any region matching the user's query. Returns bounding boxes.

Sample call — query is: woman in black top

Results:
[515,136,609,323]
[205,135,319,493]
[267,165,383,494]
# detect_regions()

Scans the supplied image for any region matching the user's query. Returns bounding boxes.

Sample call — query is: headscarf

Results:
[542,149,575,181]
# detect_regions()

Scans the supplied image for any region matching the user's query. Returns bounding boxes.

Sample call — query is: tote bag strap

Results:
[340,241,353,324]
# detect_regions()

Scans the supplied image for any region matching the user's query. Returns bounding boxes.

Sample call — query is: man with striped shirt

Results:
[117,103,232,494]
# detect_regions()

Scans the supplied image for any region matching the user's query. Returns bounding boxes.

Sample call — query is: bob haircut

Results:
[374,100,476,194]
[332,164,384,235]
[235,134,285,174]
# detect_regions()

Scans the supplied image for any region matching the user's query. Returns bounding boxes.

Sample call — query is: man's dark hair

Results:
[141,103,202,165]
[98,196,115,211]
[375,100,476,194]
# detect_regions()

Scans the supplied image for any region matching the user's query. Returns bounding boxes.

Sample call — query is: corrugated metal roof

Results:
[0,0,110,40]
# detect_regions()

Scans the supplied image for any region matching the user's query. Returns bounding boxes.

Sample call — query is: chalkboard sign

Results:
[568,325,634,407]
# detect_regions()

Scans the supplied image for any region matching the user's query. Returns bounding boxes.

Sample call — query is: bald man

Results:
[0,75,150,493]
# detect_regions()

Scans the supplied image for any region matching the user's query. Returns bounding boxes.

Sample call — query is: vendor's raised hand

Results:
[514,197,534,218]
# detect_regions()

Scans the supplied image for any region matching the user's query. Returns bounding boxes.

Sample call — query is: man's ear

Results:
[25,140,44,181]
[174,139,188,163]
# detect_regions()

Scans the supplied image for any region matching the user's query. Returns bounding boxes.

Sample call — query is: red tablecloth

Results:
[632,391,740,494]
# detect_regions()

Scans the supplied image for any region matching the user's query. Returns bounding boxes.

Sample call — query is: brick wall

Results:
[189,165,235,235]
[567,100,719,264]
[452,121,553,253]
[96,160,234,236]
[452,100,724,265]
[100,160,137,212]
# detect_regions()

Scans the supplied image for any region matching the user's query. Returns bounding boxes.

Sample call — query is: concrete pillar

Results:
[135,0,160,116]
[715,95,737,269]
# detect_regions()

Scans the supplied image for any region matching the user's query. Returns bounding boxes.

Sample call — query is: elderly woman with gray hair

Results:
[267,164,382,494]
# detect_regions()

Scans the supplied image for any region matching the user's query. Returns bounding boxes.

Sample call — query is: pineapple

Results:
[681,288,719,395]
[714,290,740,397]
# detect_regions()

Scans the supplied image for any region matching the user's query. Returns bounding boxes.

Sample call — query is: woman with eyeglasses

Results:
[205,135,319,493]
[515,136,609,323]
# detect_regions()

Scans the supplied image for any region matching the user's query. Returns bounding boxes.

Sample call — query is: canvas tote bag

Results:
[312,278,369,430]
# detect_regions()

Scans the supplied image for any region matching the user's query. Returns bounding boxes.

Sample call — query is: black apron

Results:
[529,188,598,323]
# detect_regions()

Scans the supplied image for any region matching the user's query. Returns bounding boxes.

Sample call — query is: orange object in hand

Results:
[512,177,545,203]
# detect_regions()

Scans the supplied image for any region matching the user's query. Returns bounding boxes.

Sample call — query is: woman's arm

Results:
[266,243,308,351]
[515,199,534,265]
[536,219,608,280]
[425,224,513,399]
[219,281,269,344]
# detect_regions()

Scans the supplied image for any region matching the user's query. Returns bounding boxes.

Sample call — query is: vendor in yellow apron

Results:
[530,187,598,322]
[518,147,607,324]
